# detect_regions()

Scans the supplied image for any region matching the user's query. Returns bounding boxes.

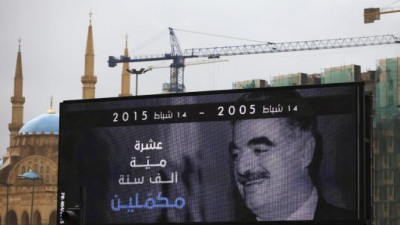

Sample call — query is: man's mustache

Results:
[237,170,270,186]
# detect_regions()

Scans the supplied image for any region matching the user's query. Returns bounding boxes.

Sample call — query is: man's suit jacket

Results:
[313,198,356,221]
[238,197,356,221]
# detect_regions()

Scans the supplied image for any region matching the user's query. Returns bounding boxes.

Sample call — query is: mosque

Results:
[0,14,131,225]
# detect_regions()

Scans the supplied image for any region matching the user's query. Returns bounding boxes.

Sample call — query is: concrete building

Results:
[270,72,321,87]
[307,73,322,85]
[322,64,361,84]
[232,79,269,89]
[373,57,400,225]
[271,73,308,87]
[361,70,377,94]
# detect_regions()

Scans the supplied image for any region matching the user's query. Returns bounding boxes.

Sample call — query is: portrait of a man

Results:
[59,85,363,224]
[229,90,356,221]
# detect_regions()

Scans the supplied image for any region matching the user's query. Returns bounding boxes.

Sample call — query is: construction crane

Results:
[108,28,400,93]
[109,28,196,93]
[145,58,228,93]
[364,6,400,23]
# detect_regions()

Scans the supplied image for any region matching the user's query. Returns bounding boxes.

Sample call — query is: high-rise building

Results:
[232,79,269,89]
[271,73,308,87]
[270,73,321,87]
[307,73,322,85]
[375,58,400,120]
[322,64,361,84]
[361,70,376,94]
[373,57,400,225]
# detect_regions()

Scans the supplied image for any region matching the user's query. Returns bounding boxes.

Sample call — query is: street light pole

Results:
[126,68,149,96]
[136,73,139,96]
[30,182,35,225]
[19,170,40,225]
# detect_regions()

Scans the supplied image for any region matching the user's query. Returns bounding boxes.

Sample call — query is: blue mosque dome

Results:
[19,109,59,135]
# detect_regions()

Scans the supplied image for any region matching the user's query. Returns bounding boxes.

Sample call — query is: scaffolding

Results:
[232,79,268,89]
[375,58,400,120]
[373,57,400,225]
[271,73,308,87]
[322,65,361,84]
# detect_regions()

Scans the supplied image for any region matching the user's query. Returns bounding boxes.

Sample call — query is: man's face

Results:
[230,118,315,216]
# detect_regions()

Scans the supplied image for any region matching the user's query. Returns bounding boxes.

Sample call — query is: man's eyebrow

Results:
[248,137,275,147]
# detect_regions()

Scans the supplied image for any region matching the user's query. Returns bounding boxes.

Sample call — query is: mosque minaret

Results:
[81,11,97,99]
[119,34,131,97]
[8,39,25,147]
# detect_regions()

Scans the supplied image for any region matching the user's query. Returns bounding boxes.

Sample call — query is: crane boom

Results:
[108,29,400,93]
[183,34,400,58]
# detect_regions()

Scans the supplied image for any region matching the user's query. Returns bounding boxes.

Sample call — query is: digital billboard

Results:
[58,83,370,225]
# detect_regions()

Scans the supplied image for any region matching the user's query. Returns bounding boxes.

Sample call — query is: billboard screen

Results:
[58,83,369,225]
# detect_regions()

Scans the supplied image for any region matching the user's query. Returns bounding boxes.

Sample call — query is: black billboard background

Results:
[58,84,363,224]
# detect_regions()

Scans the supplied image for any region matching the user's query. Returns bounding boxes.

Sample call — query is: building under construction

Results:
[373,57,400,225]
[232,79,269,89]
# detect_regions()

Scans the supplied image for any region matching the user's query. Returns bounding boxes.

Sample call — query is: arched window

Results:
[8,210,19,225]
[21,211,29,225]
[32,210,41,225]
[49,210,57,225]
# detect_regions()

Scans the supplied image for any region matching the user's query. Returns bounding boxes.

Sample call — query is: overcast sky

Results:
[0,0,399,158]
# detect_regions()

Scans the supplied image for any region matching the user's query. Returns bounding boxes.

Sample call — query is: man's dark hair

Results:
[234,89,323,189]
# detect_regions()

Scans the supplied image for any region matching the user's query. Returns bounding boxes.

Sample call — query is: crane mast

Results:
[108,29,400,93]
[169,28,186,92]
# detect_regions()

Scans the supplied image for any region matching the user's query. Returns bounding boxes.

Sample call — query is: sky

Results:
[0,0,399,157]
